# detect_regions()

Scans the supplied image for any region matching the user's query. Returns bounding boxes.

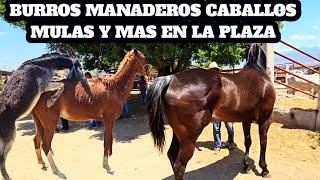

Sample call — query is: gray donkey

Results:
[0,52,82,180]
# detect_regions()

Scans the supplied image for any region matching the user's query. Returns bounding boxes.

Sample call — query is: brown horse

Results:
[146,44,276,180]
[31,49,148,178]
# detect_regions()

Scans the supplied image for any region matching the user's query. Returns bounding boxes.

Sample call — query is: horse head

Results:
[124,49,149,76]
[56,47,83,80]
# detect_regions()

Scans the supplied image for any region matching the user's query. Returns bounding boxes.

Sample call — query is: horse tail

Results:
[146,75,172,152]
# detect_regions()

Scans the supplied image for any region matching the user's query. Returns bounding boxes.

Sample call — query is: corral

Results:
[6,90,320,180]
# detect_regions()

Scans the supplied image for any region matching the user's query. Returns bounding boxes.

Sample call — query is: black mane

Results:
[244,44,267,71]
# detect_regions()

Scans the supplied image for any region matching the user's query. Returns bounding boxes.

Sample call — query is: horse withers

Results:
[0,53,82,180]
[146,44,276,180]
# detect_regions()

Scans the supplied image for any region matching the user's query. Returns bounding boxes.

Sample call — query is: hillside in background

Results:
[275,46,320,65]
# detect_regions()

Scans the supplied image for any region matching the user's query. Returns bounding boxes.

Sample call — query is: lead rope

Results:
[134,55,149,75]
[67,61,78,79]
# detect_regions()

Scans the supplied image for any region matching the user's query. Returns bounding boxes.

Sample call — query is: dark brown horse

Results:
[146,44,276,180]
[31,49,148,178]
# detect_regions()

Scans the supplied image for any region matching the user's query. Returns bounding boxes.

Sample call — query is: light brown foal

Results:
[31,49,148,178]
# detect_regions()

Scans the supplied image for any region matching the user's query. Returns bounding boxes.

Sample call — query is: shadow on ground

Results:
[90,93,150,142]
[16,115,36,136]
[164,141,260,180]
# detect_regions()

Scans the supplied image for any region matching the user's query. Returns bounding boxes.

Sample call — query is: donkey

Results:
[0,53,82,180]
[30,49,148,178]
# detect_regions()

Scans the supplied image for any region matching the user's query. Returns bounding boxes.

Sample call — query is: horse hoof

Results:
[261,170,270,178]
[106,169,115,175]
[2,176,11,180]
[54,171,67,179]
[41,165,48,171]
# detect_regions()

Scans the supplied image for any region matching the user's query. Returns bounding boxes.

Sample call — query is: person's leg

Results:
[123,101,129,118]
[61,118,69,131]
[89,120,96,127]
[139,88,144,100]
[141,89,146,101]
[225,122,236,149]
[96,120,102,127]
[212,120,222,149]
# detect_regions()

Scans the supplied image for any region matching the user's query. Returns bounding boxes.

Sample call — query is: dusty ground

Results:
[275,89,318,110]
[6,90,320,180]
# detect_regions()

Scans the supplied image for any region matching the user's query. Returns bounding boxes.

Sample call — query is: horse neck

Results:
[113,58,138,102]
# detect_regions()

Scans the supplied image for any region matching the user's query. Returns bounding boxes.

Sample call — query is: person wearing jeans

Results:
[89,120,102,128]
[120,100,129,118]
[137,76,147,102]
[212,119,236,152]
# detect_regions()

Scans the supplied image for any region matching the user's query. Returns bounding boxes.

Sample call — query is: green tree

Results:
[195,43,247,69]
[47,43,203,74]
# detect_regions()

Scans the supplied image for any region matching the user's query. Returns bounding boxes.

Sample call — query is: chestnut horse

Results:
[31,49,148,178]
[146,44,276,180]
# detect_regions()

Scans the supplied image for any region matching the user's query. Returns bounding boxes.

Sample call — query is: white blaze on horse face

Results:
[103,156,114,174]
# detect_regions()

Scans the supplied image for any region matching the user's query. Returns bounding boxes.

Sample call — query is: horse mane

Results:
[244,44,267,71]
[88,52,134,89]
[20,53,72,66]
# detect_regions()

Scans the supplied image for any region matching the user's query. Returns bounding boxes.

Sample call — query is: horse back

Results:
[213,68,275,122]
[34,78,122,121]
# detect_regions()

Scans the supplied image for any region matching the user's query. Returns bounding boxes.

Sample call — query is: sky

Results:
[0,0,319,71]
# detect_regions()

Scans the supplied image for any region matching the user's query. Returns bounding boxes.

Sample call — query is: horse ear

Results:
[57,48,68,54]
[133,49,138,55]
[124,49,129,54]
[67,48,77,59]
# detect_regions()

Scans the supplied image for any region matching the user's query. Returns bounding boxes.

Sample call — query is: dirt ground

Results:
[275,89,318,110]
[6,90,320,180]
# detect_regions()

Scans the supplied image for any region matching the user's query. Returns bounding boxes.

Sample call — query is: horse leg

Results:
[31,111,47,170]
[242,121,252,173]
[43,128,66,179]
[103,118,115,175]
[170,110,211,180]
[173,138,196,180]
[44,82,65,108]
[35,111,66,179]
[0,124,16,180]
[167,132,180,169]
[258,117,272,177]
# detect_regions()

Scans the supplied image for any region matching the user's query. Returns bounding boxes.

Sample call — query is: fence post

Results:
[262,43,275,83]
[316,69,320,131]
[285,64,290,85]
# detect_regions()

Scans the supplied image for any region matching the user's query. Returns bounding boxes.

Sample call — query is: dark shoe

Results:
[61,128,68,132]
